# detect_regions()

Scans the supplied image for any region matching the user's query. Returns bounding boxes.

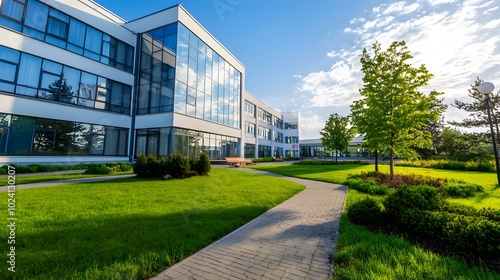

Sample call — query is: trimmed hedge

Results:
[344,178,389,195]
[347,197,383,226]
[133,153,211,179]
[0,163,89,174]
[293,160,370,165]
[347,184,500,257]
[395,159,496,173]
[84,163,112,175]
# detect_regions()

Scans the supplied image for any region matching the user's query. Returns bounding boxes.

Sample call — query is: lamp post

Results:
[479,81,500,186]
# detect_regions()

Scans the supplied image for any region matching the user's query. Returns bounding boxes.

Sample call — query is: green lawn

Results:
[250,164,500,210]
[250,164,500,279]
[0,170,134,186]
[0,168,304,280]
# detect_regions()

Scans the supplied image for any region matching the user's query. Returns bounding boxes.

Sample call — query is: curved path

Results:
[154,168,347,280]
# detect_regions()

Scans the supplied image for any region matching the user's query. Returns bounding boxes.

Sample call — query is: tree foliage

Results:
[450,77,500,129]
[351,41,446,178]
[320,113,356,163]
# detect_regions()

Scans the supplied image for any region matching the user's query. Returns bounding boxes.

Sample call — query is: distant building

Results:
[299,135,368,158]
[0,0,298,164]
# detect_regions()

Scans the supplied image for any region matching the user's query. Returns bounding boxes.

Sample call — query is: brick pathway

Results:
[154,168,347,280]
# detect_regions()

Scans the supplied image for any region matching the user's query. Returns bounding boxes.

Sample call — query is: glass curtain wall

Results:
[174,23,241,128]
[0,0,134,72]
[0,113,127,156]
[174,128,238,160]
[137,27,176,114]
[0,46,132,114]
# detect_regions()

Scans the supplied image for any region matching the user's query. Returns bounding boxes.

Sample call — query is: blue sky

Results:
[95,0,500,139]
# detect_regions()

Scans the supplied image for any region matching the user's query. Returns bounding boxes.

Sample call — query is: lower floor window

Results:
[135,127,240,161]
[0,113,128,156]
[244,144,255,158]
[258,145,271,158]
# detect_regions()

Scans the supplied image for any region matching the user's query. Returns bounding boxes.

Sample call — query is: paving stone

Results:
[152,168,346,280]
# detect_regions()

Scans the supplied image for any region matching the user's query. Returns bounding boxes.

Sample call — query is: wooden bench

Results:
[225,157,254,167]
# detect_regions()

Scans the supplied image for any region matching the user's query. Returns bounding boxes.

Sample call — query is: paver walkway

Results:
[154,168,347,280]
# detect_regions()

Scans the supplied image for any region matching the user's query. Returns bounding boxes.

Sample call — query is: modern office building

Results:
[0,0,299,164]
[243,92,299,159]
[299,135,366,158]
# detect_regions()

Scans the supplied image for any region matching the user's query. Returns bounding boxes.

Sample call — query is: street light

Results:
[478,81,500,186]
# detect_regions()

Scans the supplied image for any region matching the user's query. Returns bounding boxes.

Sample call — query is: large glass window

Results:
[0,46,131,114]
[0,0,134,72]
[142,22,241,127]
[1,0,25,22]
[170,128,239,160]
[138,32,176,114]
[0,114,128,156]
[16,53,41,97]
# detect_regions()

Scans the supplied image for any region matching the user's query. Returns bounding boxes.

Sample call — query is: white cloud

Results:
[295,0,500,139]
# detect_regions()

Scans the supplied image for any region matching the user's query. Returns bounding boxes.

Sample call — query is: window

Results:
[245,100,255,117]
[67,18,86,54]
[1,0,25,22]
[24,0,48,33]
[0,0,133,72]
[16,53,41,96]
[84,26,102,60]
[285,122,298,130]
[245,122,255,137]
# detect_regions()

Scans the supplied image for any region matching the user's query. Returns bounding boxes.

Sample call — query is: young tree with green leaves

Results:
[351,41,446,178]
[320,113,356,163]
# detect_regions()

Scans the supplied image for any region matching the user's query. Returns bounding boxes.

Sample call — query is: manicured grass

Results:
[0,168,304,279]
[250,164,500,210]
[250,164,500,278]
[0,170,134,186]
[334,209,500,280]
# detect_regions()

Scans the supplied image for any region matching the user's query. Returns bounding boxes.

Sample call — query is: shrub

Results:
[194,152,211,175]
[347,197,383,226]
[134,154,167,178]
[84,163,112,174]
[293,160,369,165]
[444,182,484,198]
[394,159,496,173]
[343,178,389,195]
[384,185,443,221]
[166,154,190,179]
[251,157,275,163]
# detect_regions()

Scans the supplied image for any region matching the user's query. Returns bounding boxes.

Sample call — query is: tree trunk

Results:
[335,150,338,163]
[374,150,379,172]
[389,150,394,179]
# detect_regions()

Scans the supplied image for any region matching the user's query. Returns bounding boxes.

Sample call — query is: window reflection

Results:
[0,0,134,72]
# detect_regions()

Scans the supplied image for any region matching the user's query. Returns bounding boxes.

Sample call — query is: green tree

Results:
[320,113,356,163]
[351,41,445,178]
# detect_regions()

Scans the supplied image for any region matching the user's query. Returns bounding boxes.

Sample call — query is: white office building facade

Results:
[0,0,298,164]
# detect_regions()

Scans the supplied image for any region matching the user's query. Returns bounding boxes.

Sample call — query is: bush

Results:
[133,154,167,178]
[444,182,484,198]
[84,163,112,174]
[251,157,275,163]
[384,185,443,221]
[344,178,389,195]
[347,197,383,226]
[166,154,190,179]
[394,159,496,173]
[194,152,211,175]
[293,160,369,165]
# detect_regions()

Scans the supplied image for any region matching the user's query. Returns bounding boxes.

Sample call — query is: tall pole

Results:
[485,95,500,186]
